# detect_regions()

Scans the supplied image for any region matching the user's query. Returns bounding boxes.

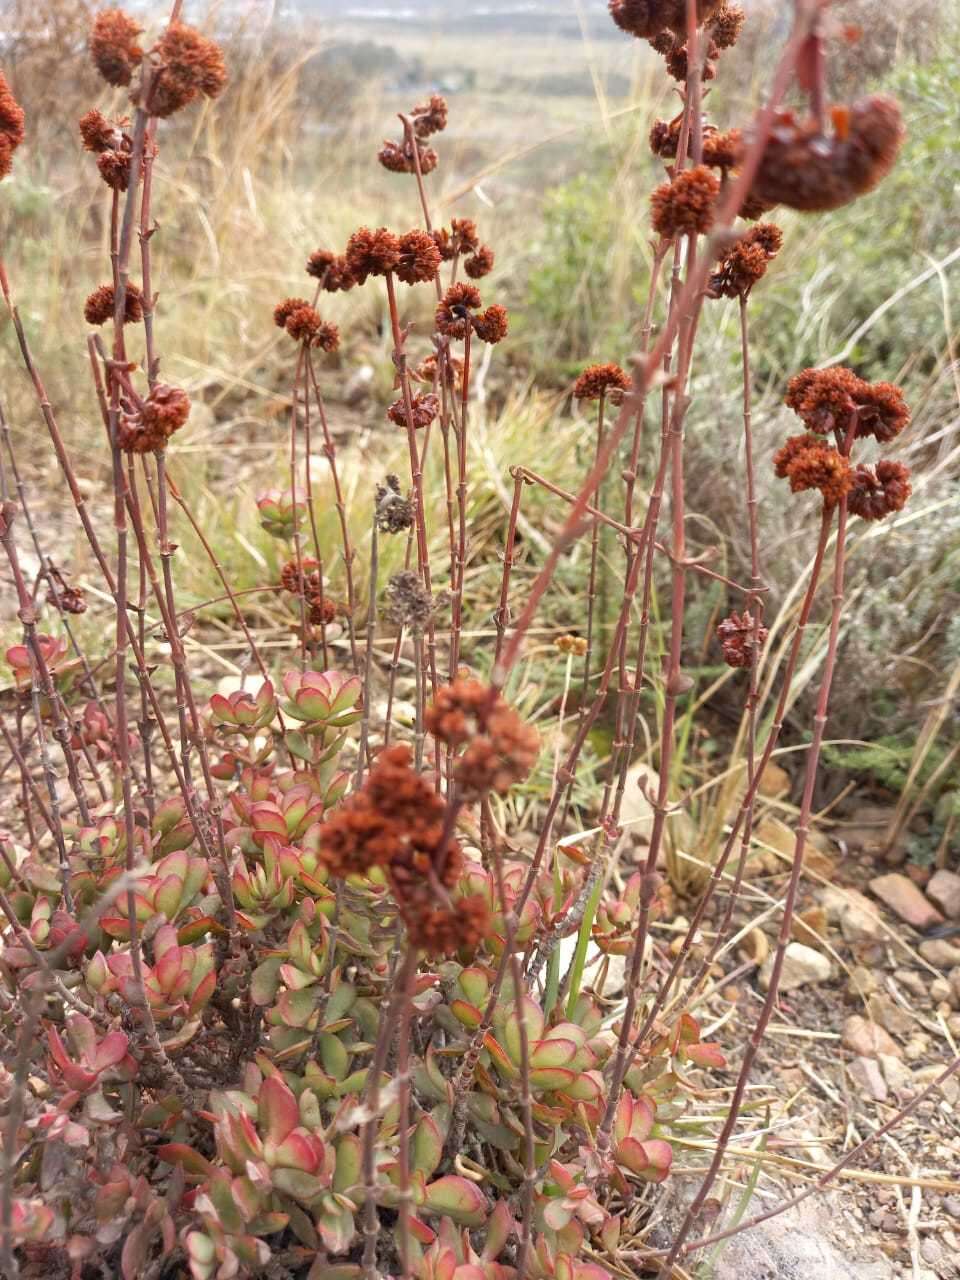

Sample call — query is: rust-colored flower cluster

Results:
[738,95,905,214]
[387,392,440,430]
[708,222,782,298]
[148,23,228,118]
[608,0,723,40]
[0,73,25,180]
[344,227,400,283]
[773,435,853,508]
[84,282,143,326]
[716,611,768,668]
[377,93,447,175]
[786,368,910,441]
[573,363,630,402]
[395,229,442,285]
[425,679,540,799]
[279,557,343,624]
[273,298,339,350]
[555,634,588,657]
[650,165,719,239]
[848,460,911,522]
[375,475,414,535]
[415,352,466,396]
[649,117,741,170]
[78,109,148,192]
[320,743,488,955]
[432,219,495,278]
[435,283,508,345]
[117,385,191,454]
[305,249,356,293]
[90,8,142,87]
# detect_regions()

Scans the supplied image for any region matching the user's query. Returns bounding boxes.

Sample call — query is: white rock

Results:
[760,941,833,991]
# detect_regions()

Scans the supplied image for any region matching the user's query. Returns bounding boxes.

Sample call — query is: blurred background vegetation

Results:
[1,0,957,855]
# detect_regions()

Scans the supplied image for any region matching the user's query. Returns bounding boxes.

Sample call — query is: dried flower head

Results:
[0,74,24,180]
[716,611,768,668]
[854,381,910,443]
[90,9,142,87]
[282,304,340,350]
[96,148,131,190]
[708,222,783,298]
[786,368,909,441]
[273,297,307,329]
[426,680,540,799]
[464,244,495,279]
[387,392,440,430]
[773,434,854,506]
[377,138,438,175]
[375,475,414,534]
[386,570,436,629]
[472,303,509,345]
[149,23,228,118]
[407,894,491,957]
[78,109,117,153]
[435,282,482,339]
[412,93,448,138]
[739,188,777,221]
[84,282,143,326]
[739,95,905,213]
[415,353,465,396]
[117,384,190,453]
[651,165,719,239]
[306,250,356,292]
[573,362,631,401]
[664,40,718,83]
[847,459,911,521]
[709,3,745,48]
[308,595,338,626]
[395,229,442,285]
[280,557,322,596]
[345,226,401,284]
[555,633,588,656]
[608,0,722,39]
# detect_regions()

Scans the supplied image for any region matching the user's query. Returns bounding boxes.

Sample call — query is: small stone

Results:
[919,939,960,969]
[903,1033,929,1062]
[846,965,879,1002]
[943,1195,960,1220]
[791,906,829,945]
[869,873,944,930]
[878,1053,913,1095]
[920,1240,942,1267]
[927,869,960,919]
[867,994,915,1036]
[842,1014,903,1059]
[893,968,927,999]
[880,1212,901,1233]
[930,977,952,1004]
[841,803,895,852]
[951,967,960,1006]
[821,885,885,943]
[849,1054,888,1102]
[760,941,833,991]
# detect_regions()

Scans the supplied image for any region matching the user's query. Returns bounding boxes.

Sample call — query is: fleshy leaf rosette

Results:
[281,669,362,730]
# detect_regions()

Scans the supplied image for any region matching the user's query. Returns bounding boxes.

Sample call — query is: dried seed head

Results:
[306,250,356,292]
[848,459,911,521]
[280,557,322,596]
[708,222,782,298]
[464,244,495,279]
[426,679,540,799]
[786,368,909,441]
[387,392,440,430]
[412,93,448,138]
[854,382,910,443]
[375,475,415,534]
[709,3,745,49]
[555,633,588,656]
[96,148,132,190]
[385,570,436,629]
[664,40,719,82]
[274,297,308,328]
[407,894,491,957]
[117,384,190,453]
[773,434,854,507]
[472,303,509,345]
[308,594,339,625]
[716,611,768,668]
[79,108,118,153]
[84,282,143,326]
[0,73,25,179]
[377,138,439,174]
[148,23,227,118]
[415,353,465,396]
[395,229,442,285]
[90,8,142,87]
[435,282,482,339]
[651,165,719,239]
[573,362,630,401]
[608,0,723,39]
[345,226,401,284]
[283,304,340,350]
[739,95,905,213]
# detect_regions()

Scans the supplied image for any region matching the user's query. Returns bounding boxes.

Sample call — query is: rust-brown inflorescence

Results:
[0,72,26,179]
[305,249,356,293]
[708,222,783,299]
[387,392,440,431]
[344,227,401,284]
[89,8,143,87]
[149,23,228,117]
[426,679,540,800]
[773,434,854,507]
[608,0,723,40]
[573,363,631,402]
[117,384,191,454]
[651,165,719,239]
[786,368,910,442]
[716,611,768,668]
[848,460,911,522]
[84,282,144,326]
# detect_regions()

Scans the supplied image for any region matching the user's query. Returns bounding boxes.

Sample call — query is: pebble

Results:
[930,977,952,1004]
[918,938,960,969]
[842,1014,903,1060]
[849,1054,888,1102]
[759,941,833,991]
[904,1033,930,1062]
[846,965,879,1002]
[944,1195,960,1220]
[878,1053,913,1095]
[893,968,928,999]
[927,868,960,919]
[869,873,944,930]
[821,885,885,944]
[867,993,915,1036]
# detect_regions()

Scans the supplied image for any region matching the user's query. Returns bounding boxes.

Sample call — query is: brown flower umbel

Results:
[387,392,440,430]
[664,40,719,83]
[375,475,414,535]
[117,384,191,453]
[433,218,481,261]
[573,363,631,401]
[385,571,436,629]
[708,222,783,298]
[472,303,509,345]
[464,244,495,279]
[407,894,491,958]
[415,353,465,396]
[709,3,745,48]
[716,611,768,668]
[436,282,482,339]
[651,165,719,239]
[345,227,401,284]
[378,138,439,175]
[395,230,442,285]
[608,0,723,39]
[786,368,910,441]
[282,304,340,350]
[308,596,338,626]
[0,73,25,179]
[149,23,228,118]
[412,93,448,138]
[740,95,906,213]
[96,149,132,191]
[89,8,142,87]
[426,679,540,799]
[280,557,322,596]
[848,460,911,521]
[84,282,143,326]
[774,434,853,507]
[306,250,356,292]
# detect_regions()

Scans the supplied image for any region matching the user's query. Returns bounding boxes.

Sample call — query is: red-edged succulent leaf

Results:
[258,1075,299,1145]
[156,1144,215,1179]
[422,1176,488,1227]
